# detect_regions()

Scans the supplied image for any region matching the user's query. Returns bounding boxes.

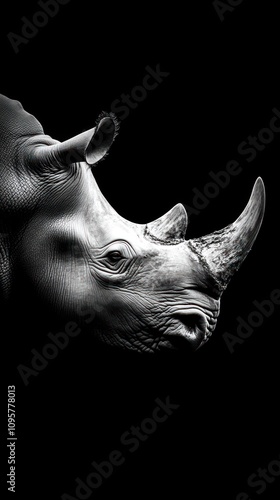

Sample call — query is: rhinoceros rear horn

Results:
[146,204,188,243]
[187,178,266,291]
[32,112,118,168]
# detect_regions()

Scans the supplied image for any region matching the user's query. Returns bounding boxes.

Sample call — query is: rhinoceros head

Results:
[0,95,265,352]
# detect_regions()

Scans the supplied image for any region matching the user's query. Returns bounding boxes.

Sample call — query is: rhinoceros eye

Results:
[106,250,123,263]
[95,241,134,273]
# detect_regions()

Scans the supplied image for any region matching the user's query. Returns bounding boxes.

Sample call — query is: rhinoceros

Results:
[0,94,265,352]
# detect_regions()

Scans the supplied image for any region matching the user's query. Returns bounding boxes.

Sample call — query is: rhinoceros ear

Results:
[85,112,119,165]
[30,112,119,169]
[145,203,188,243]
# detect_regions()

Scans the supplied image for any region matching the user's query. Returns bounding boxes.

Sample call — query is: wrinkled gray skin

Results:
[0,95,265,353]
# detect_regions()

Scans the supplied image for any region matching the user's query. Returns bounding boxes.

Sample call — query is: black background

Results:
[2,1,280,499]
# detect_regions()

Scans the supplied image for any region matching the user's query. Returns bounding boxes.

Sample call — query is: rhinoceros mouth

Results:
[162,310,217,350]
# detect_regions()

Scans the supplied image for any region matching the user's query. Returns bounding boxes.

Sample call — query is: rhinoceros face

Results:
[87,240,222,352]
[0,95,265,353]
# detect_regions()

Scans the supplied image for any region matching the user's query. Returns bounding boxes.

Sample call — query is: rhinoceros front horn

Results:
[187,177,266,291]
[32,113,118,168]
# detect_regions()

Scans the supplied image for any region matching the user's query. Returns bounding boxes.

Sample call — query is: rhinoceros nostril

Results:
[174,312,207,335]
[161,311,208,350]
